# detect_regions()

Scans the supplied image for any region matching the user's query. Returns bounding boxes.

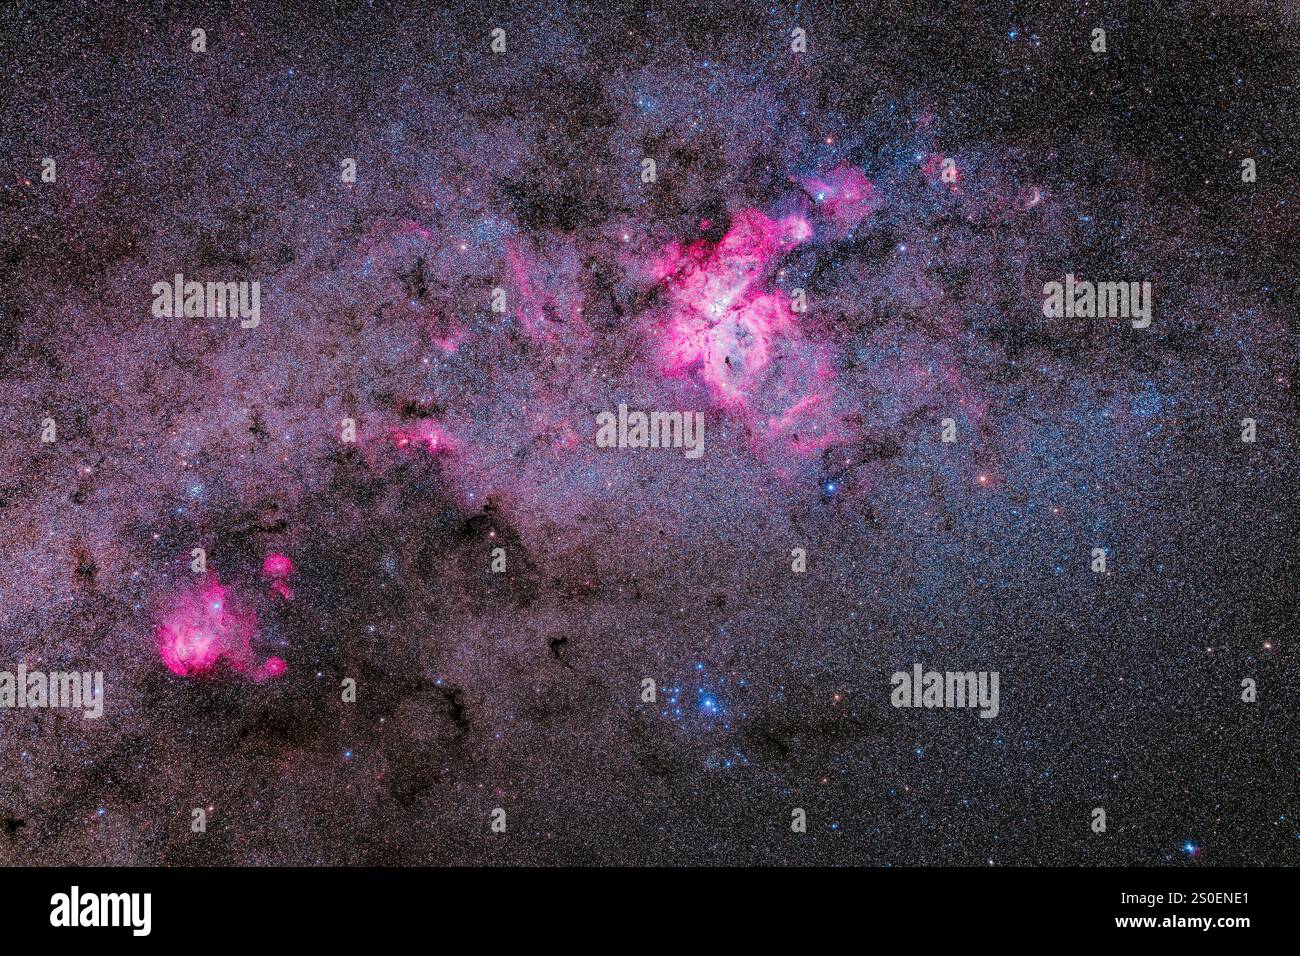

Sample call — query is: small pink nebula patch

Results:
[391,419,454,455]
[263,554,295,601]
[262,552,294,578]
[921,152,962,190]
[156,576,285,680]
[798,163,881,230]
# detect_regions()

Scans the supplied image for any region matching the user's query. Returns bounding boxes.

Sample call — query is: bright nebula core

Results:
[0,0,1294,865]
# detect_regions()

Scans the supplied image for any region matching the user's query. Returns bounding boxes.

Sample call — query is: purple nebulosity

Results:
[0,0,1294,866]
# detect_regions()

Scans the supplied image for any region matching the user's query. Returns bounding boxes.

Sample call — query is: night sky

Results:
[1,0,1295,866]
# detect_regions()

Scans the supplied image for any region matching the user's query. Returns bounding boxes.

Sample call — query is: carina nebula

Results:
[0,0,1295,866]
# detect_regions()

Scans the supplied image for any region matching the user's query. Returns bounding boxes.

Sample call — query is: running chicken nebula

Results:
[0,0,1295,866]
[156,575,285,680]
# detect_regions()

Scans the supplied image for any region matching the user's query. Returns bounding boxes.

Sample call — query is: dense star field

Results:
[0,0,1295,866]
